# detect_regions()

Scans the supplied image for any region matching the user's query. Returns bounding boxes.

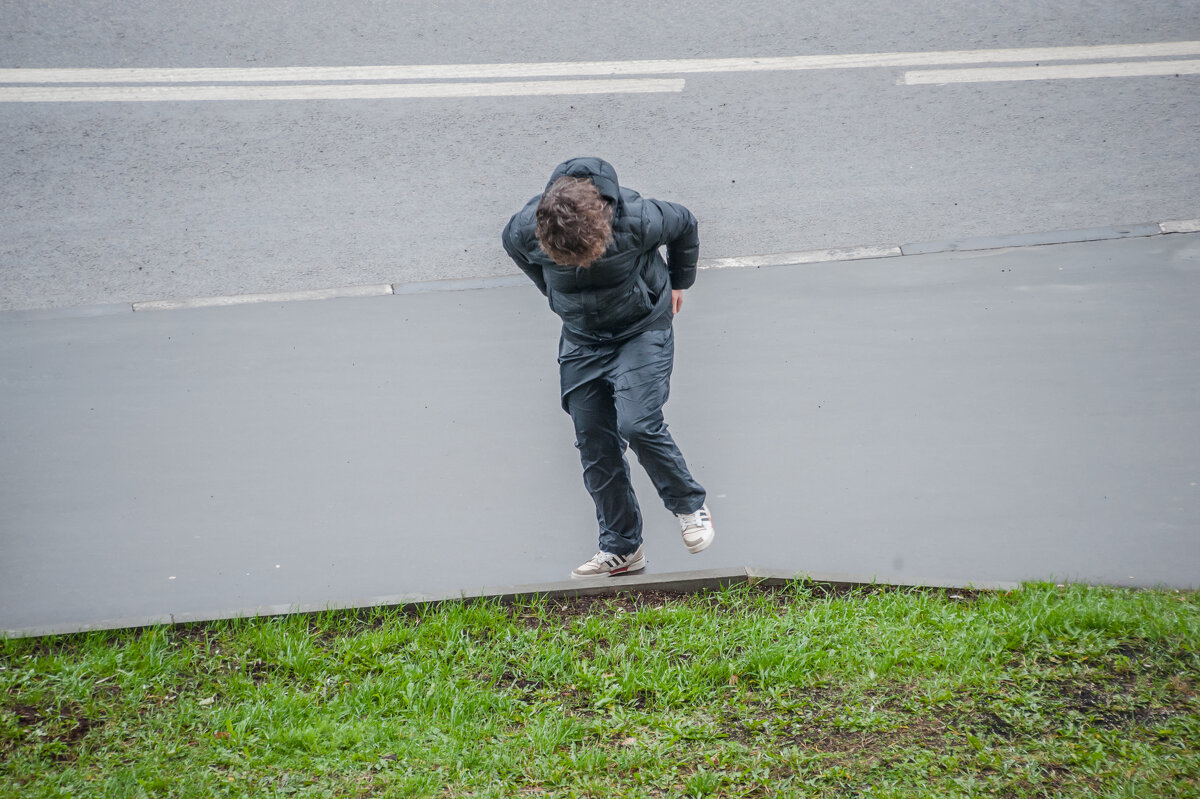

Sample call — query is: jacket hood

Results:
[545,157,621,207]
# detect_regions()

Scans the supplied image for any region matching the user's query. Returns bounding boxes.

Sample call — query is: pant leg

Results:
[563,378,643,555]
[612,327,707,515]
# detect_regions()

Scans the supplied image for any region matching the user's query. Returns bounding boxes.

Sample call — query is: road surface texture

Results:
[1,0,1198,309]
[2,232,1198,636]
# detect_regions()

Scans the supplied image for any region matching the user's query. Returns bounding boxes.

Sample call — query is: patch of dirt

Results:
[1168,674,1197,699]
[544,590,692,619]
[494,583,995,632]
[969,670,1191,740]
[497,668,545,698]
[998,766,1102,799]
[717,684,952,757]
[798,582,990,603]
[163,623,222,648]
[537,678,653,715]
[964,708,1019,739]
[792,724,940,757]
[712,656,1196,760]
[501,582,988,627]
[246,659,281,684]
[3,699,104,760]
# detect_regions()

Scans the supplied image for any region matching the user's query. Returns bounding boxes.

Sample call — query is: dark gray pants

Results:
[559,326,706,555]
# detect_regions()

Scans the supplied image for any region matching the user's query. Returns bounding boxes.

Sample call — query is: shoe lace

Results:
[679,509,706,531]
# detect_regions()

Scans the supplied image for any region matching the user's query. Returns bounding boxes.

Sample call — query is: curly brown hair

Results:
[535,177,613,266]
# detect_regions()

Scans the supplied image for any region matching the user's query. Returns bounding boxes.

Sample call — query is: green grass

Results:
[2,581,1198,797]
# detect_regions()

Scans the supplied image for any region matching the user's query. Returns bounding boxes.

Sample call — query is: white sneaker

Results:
[570,547,646,579]
[677,504,714,553]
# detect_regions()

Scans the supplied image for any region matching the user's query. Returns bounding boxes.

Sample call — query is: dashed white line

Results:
[1161,218,1200,234]
[0,78,686,103]
[905,59,1200,85]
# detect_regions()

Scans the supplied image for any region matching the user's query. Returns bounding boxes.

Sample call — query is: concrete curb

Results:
[700,245,901,269]
[131,283,395,311]
[2,218,1197,321]
[2,567,1021,639]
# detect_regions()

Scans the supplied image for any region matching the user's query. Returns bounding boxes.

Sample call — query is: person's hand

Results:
[671,289,684,314]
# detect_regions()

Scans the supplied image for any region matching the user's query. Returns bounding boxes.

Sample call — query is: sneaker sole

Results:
[684,531,714,554]
[570,553,647,580]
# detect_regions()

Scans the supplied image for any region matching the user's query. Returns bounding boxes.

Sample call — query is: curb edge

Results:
[3,218,1197,321]
[2,567,1022,639]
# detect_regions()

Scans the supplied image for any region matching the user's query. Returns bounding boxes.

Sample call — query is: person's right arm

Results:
[502,212,548,296]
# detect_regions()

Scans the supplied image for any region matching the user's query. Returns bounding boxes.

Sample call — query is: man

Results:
[502,157,714,579]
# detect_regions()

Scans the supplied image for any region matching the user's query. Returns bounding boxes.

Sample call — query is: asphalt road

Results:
[1,0,1198,310]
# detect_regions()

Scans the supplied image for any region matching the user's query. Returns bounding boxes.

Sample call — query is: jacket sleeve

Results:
[646,199,700,290]
[501,212,548,296]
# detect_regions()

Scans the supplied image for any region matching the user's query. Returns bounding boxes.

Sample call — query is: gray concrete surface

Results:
[2,233,1197,637]
[2,0,1198,310]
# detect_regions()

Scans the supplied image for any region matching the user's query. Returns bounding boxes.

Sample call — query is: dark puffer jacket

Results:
[502,157,699,345]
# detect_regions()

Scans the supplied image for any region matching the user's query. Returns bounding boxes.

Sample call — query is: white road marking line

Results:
[3,42,1198,84]
[133,284,393,311]
[1161,218,1200,234]
[700,245,901,270]
[904,59,1200,84]
[0,78,685,103]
